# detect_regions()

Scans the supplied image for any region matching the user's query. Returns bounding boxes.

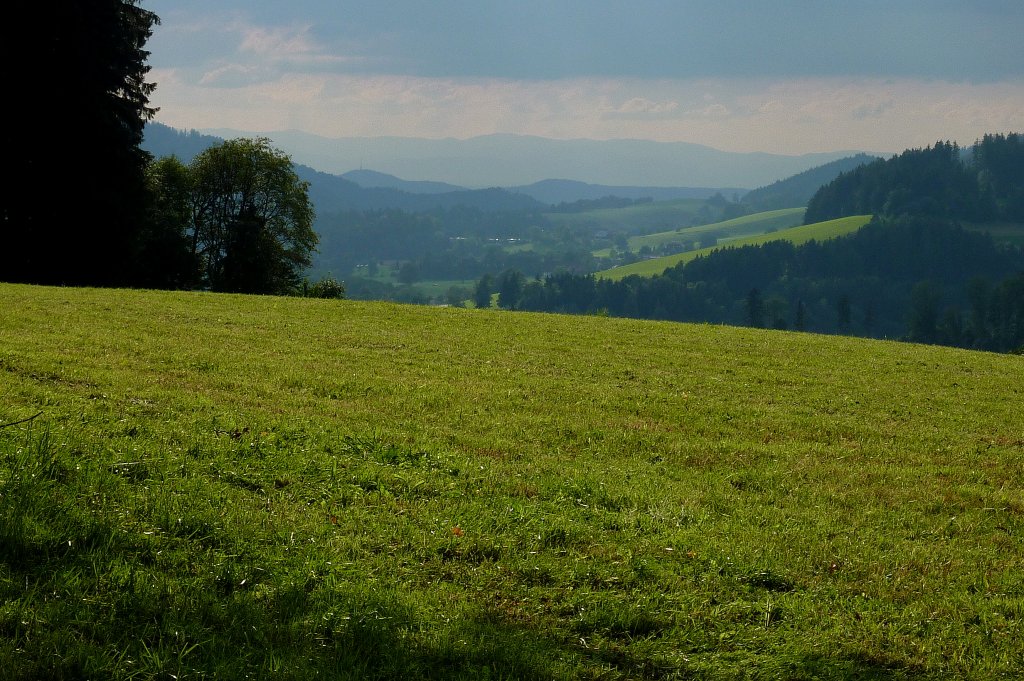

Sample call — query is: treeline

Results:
[742,154,878,213]
[806,134,1024,223]
[1,3,342,298]
[478,216,1024,352]
[548,196,654,213]
[314,207,597,283]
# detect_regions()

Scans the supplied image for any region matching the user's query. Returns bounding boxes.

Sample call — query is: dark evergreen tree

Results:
[794,299,807,331]
[497,270,525,310]
[745,288,765,328]
[973,133,1024,221]
[837,294,852,333]
[473,274,495,309]
[908,281,941,344]
[804,141,983,224]
[2,0,160,286]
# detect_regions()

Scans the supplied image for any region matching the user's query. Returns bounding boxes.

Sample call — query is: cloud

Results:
[150,69,1024,156]
[851,100,897,120]
[602,97,681,120]
[238,24,318,58]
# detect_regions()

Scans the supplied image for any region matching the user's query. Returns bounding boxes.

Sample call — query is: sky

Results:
[144,0,1024,155]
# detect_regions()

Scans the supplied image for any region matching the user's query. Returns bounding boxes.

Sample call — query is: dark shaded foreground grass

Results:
[0,283,1022,679]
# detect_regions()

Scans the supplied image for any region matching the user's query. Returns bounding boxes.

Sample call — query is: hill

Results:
[143,123,544,214]
[605,207,808,257]
[297,166,544,214]
[341,169,468,195]
[544,198,718,236]
[598,214,871,280]
[805,134,1024,224]
[140,122,222,163]
[741,154,879,212]
[1,283,1022,679]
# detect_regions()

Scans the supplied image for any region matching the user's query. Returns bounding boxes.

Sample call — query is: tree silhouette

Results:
[2,0,159,286]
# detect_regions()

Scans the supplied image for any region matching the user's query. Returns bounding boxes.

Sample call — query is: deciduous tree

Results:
[187,138,317,294]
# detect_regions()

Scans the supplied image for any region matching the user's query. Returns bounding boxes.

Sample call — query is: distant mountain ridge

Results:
[143,123,887,213]
[341,169,467,195]
[297,166,543,214]
[142,123,543,214]
[202,127,878,189]
[341,170,748,205]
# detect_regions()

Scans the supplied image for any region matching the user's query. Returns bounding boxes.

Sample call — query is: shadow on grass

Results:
[777,652,930,681]
[0,429,935,680]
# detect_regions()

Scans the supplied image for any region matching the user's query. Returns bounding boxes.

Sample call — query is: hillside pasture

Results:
[598,214,873,280]
[0,283,1022,679]
[594,207,807,257]
[545,198,711,235]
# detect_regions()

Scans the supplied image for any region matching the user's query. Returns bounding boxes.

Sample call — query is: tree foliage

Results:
[804,135,1024,224]
[137,156,199,289]
[480,216,1024,352]
[2,0,159,286]
[185,138,317,294]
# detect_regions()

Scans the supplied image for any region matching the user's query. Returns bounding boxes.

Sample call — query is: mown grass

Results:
[593,208,807,258]
[1,283,1022,679]
[598,215,873,280]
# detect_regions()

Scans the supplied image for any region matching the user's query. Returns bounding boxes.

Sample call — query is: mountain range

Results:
[142,123,879,212]
[202,127,878,190]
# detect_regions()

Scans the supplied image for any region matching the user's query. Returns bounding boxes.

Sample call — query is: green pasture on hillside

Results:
[595,208,807,258]
[598,215,873,280]
[1,283,1022,679]
[545,198,710,234]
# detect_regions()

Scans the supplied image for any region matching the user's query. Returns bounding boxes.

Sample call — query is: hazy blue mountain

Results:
[741,153,881,211]
[205,128,876,189]
[142,123,222,163]
[341,169,467,194]
[297,166,543,213]
[143,123,543,214]
[509,179,748,205]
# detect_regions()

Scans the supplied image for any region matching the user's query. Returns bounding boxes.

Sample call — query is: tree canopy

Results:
[804,135,1024,224]
[2,0,160,286]
[184,138,318,294]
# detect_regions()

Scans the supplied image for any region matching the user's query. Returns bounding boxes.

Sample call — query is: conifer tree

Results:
[2,1,159,286]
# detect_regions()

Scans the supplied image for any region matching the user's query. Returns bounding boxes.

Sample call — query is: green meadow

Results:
[1,283,1022,679]
[546,199,711,234]
[594,208,808,258]
[598,215,874,280]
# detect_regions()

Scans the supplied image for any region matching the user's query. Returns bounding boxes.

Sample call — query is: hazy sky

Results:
[145,0,1024,155]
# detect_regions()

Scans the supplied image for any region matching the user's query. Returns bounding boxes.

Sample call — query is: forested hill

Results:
[489,216,1024,351]
[804,133,1024,224]
[742,154,878,212]
[296,166,544,213]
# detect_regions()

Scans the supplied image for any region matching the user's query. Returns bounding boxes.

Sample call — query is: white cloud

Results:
[150,71,1024,155]
[606,98,681,117]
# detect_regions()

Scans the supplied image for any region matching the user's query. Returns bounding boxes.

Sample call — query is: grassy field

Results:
[545,199,711,235]
[593,208,807,258]
[1,283,1022,679]
[598,215,873,280]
